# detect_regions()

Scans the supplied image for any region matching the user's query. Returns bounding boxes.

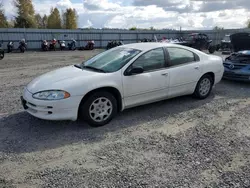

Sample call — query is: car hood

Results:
[27,65,99,93]
[230,32,250,52]
[224,52,250,73]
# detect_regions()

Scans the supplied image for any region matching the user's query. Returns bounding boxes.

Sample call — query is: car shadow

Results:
[0,80,249,154]
[0,94,215,154]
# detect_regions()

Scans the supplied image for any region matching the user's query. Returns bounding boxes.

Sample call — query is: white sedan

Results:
[21,43,224,126]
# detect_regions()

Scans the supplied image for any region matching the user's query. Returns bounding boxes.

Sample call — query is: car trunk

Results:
[230,33,250,52]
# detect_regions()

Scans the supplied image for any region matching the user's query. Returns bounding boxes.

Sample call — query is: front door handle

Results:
[194,66,199,70]
[161,73,168,76]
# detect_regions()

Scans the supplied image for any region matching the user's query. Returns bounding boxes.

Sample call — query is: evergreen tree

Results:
[42,15,48,29]
[35,13,43,28]
[61,10,66,29]
[14,0,37,28]
[64,8,78,29]
[47,7,62,29]
[0,1,8,28]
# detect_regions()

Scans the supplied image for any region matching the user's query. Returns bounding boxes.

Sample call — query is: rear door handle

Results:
[161,73,168,76]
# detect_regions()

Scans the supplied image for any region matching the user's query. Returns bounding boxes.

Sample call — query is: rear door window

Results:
[166,47,199,67]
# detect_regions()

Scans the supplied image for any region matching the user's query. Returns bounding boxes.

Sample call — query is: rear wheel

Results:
[79,91,117,127]
[208,45,216,54]
[193,74,213,99]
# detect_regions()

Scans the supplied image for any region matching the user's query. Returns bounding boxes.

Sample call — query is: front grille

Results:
[24,100,54,115]
[223,63,246,70]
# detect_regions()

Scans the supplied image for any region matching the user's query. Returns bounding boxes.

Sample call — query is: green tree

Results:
[129,26,137,30]
[150,26,155,31]
[0,1,8,28]
[14,0,37,28]
[64,8,78,29]
[247,19,250,28]
[213,26,224,30]
[61,10,66,29]
[35,13,43,28]
[42,15,48,28]
[47,7,62,29]
[8,19,15,28]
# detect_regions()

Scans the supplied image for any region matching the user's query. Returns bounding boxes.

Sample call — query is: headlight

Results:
[32,90,70,100]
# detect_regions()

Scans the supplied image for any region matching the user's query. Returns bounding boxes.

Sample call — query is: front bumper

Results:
[21,88,83,121]
[223,71,250,82]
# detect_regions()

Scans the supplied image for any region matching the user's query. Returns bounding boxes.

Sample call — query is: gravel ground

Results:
[0,50,250,188]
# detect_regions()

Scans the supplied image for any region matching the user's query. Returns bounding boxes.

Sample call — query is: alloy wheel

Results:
[89,97,113,122]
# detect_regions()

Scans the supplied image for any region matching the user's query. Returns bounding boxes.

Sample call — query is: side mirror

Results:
[127,66,144,75]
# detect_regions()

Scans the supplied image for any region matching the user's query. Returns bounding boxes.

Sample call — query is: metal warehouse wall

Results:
[0,28,250,50]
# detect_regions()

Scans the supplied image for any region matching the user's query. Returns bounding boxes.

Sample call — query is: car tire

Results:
[79,91,117,127]
[208,46,216,54]
[193,74,213,99]
[216,44,221,51]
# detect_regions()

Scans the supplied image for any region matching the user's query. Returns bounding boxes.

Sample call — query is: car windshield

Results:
[81,47,141,73]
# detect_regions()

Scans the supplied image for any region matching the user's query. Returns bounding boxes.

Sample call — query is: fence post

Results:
[77,32,80,47]
[119,33,121,41]
[100,33,102,48]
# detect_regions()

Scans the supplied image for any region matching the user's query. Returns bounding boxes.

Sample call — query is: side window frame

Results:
[124,47,169,76]
[164,47,200,68]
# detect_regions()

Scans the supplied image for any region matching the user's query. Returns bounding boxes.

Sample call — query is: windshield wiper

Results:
[82,65,106,73]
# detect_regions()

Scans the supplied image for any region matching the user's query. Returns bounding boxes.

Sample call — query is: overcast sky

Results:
[2,0,250,30]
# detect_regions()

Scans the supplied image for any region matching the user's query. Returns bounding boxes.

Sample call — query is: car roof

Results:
[119,42,192,51]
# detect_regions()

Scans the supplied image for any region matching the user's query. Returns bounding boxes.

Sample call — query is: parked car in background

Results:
[230,32,250,52]
[184,33,216,54]
[218,34,232,53]
[21,43,224,126]
[223,50,250,82]
[169,33,216,54]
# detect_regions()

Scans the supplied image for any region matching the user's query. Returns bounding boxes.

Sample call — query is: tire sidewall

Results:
[194,75,213,99]
[80,91,117,127]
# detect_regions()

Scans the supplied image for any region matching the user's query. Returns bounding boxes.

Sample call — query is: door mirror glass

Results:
[128,66,144,75]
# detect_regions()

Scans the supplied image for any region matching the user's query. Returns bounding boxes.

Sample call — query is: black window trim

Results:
[124,47,169,76]
[164,47,200,68]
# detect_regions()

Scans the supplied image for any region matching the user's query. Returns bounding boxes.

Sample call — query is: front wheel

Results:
[193,75,213,99]
[79,91,117,127]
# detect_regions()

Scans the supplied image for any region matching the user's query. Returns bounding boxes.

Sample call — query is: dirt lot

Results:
[0,50,250,188]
